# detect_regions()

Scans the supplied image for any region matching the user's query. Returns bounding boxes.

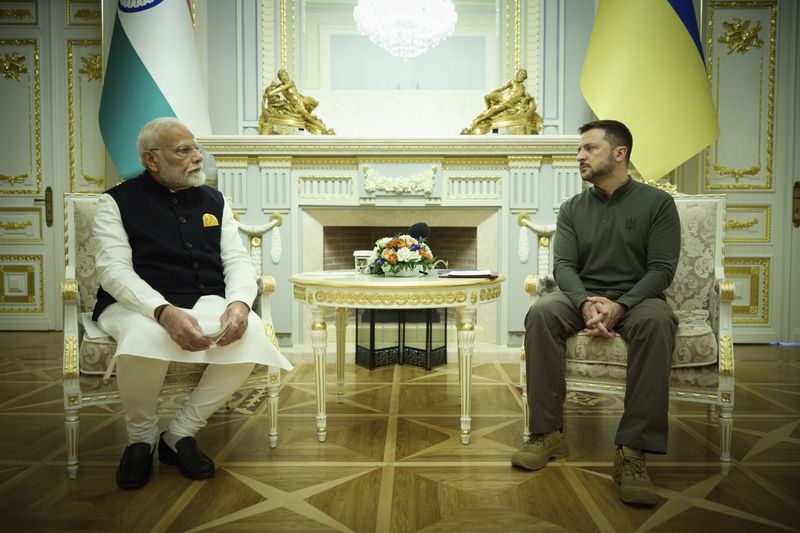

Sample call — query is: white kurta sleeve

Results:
[93,193,170,318]
[219,199,258,307]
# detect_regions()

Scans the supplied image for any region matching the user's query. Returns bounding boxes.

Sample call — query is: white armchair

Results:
[62,193,283,479]
[520,193,735,470]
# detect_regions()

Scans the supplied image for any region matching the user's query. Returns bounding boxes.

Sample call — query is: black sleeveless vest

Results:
[93,172,226,320]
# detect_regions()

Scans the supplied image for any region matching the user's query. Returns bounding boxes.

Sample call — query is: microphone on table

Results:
[407,222,430,240]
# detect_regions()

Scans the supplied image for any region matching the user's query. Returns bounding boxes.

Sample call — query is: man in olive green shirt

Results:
[511,120,680,506]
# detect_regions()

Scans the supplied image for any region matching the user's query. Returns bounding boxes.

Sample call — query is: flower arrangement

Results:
[368,234,435,275]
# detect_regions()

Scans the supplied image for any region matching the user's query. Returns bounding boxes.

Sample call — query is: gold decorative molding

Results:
[63,336,79,380]
[312,289,468,307]
[264,323,279,349]
[62,279,78,303]
[0,8,33,21]
[719,279,735,302]
[0,220,31,230]
[724,204,771,244]
[721,391,732,404]
[262,274,276,294]
[67,40,102,193]
[712,163,760,183]
[725,217,758,230]
[718,18,763,54]
[719,335,733,376]
[0,173,28,184]
[706,1,776,190]
[524,274,537,296]
[74,9,100,21]
[480,286,501,302]
[539,236,550,248]
[0,52,26,80]
[517,212,530,227]
[724,256,770,324]
[1,39,41,194]
[78,53,101,80]
[0,255,42,312]
[0,207,41,243]
[293,284,306,301]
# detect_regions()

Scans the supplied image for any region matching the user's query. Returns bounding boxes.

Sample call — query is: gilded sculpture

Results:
[258,69,334,135]
[461,69,543,135]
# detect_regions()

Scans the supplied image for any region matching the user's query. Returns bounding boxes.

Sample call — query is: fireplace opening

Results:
[322,226,478,271]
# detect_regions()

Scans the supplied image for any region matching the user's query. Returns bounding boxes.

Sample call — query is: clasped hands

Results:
[580,296,626,338]
[158,301,249,351]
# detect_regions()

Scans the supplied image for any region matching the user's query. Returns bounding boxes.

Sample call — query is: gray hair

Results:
[136,117,185,155]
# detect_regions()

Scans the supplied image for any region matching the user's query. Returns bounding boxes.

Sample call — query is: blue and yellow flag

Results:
[580,0,719,181]
[99,0,212,179]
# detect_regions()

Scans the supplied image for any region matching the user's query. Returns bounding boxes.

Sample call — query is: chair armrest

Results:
[256,274,280,349]
[524,274,557,305]
[716,278,735,379]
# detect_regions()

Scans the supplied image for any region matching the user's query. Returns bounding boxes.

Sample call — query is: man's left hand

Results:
[216,301,249,346]
[583,296,626,337]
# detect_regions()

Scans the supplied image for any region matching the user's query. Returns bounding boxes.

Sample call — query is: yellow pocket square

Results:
[202,213,219,227]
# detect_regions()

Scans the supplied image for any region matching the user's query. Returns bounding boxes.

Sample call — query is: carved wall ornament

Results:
[725,217,758,230]
[0,53,27,80]
[0,173,29,185]
[718,18,764,54]
[74,9,101,21]
[713,163,760,183]
[0,220,32,230]
[0,9,33,20]
[79,53,102,80]
[363,166,435,195]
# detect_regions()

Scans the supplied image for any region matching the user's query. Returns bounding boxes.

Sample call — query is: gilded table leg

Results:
[335,307,347,404]
[456,307,476,445]
[310,308,328,442]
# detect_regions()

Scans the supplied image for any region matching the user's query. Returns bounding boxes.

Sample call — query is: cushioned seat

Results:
[520,193,735,470]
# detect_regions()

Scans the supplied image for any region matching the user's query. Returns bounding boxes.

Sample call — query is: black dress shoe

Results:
[158,433,215,480]
[116,442,154,490]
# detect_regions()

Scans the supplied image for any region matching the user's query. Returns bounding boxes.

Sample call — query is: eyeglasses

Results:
[149,144,204,160]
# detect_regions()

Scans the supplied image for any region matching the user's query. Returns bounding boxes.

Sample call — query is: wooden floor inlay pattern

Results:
[0,332,798,532]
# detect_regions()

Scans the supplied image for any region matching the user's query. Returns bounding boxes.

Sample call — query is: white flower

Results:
[397,247,421,263]
[376,237,391,248]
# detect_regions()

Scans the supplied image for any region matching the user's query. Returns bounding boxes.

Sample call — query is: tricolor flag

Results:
[99,0,212,179]
[580,0,719,181]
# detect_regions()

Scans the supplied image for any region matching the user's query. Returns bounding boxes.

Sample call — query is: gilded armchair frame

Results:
[62,193,283,479]
[519,194,735,469]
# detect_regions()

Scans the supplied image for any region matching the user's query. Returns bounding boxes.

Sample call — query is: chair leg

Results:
[267,368,280,449]
[522,391,531,444]
[719,404,733,469]
[706,403,717,423]
[65,408,80,479]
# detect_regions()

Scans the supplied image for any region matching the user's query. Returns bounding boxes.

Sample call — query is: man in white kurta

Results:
[93,117,292,489]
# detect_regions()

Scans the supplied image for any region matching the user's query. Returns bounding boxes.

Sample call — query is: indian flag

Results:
[99,0,212,179]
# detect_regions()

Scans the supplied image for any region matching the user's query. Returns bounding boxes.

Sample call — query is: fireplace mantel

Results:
[200,135,580,157]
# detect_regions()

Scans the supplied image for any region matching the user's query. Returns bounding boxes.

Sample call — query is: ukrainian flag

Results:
[580,0,719,181]
[99,0,212,179]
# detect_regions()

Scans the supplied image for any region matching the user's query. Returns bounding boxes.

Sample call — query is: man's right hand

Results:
[580,299,614,338]
[158,306,212,351]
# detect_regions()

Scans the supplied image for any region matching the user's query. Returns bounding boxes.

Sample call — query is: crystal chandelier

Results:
[353,0,458,60]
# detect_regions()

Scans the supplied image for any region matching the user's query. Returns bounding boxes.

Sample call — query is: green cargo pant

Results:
[524,291,678,453]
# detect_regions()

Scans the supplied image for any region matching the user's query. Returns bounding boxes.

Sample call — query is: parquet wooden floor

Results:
[0,332,798,532]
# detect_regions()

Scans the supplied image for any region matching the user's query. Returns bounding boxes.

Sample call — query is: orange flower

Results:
[420,249,432,259]
[382,249,399,264]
